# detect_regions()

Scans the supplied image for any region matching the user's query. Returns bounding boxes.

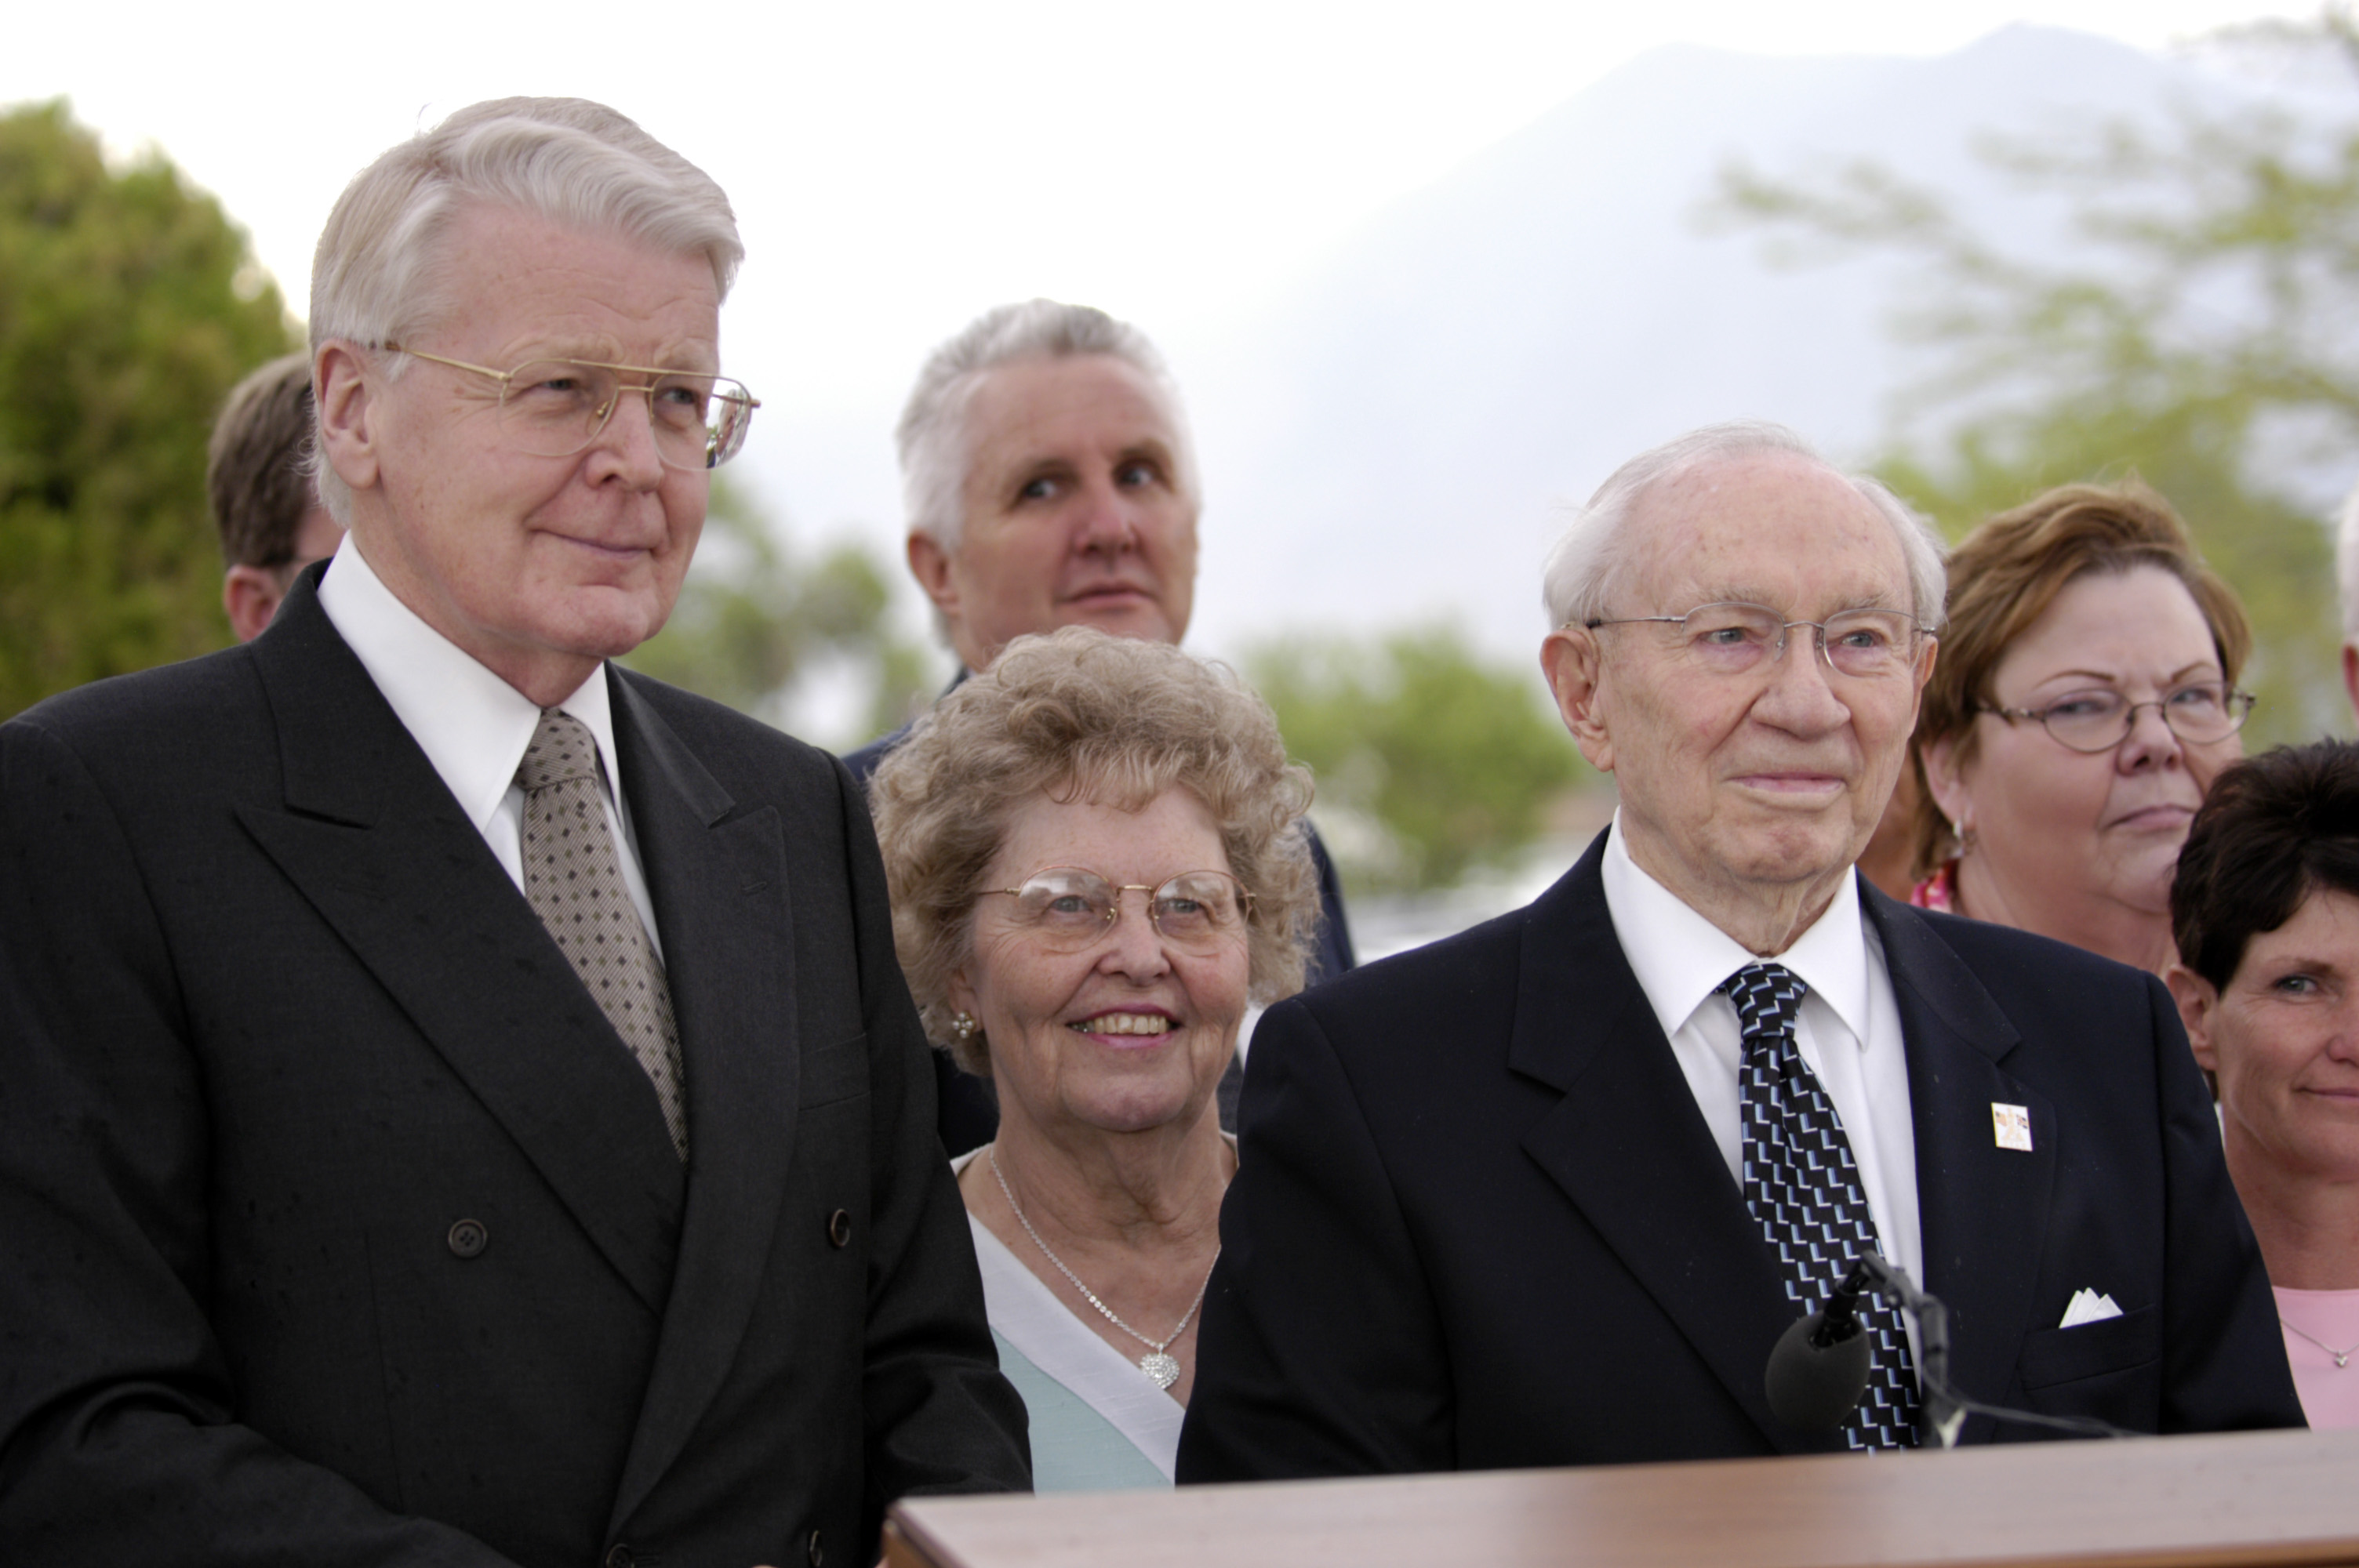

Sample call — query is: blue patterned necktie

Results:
[1721,961,1918,1449]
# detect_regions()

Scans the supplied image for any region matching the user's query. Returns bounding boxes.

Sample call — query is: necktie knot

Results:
[1721,961,1808,1044]
[517,709,601,793]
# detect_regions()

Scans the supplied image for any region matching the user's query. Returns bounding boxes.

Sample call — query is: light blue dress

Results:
[953,1153,1182,1491]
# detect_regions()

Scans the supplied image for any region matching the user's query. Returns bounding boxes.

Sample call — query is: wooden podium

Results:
[885,1428,2359,1568]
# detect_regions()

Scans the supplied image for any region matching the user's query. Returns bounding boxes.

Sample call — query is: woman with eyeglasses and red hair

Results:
[1906,479,2255,975]
[868,626,1321,1490]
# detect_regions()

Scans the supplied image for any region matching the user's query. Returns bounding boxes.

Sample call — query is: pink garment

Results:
[1910,860,1960,913]
[2274,1285,2359,1429]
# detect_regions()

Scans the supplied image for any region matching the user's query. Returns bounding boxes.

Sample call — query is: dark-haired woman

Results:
[2168,739,2359,1428]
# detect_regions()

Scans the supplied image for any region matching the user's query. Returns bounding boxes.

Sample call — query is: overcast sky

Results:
[9,1,2328,735]
[7,2,2318,409]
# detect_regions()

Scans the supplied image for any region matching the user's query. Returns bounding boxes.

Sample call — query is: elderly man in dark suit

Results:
[0,98,1027,1566]
[1178,420,2302,1479]
[843,299,1355,1153]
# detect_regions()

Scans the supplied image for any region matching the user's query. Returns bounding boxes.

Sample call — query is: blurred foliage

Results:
[1247,624,1583,895]
[1714,6,2359,744]
[1877,414,2335,746]
[0,100,299,719]
[623,477,937,748]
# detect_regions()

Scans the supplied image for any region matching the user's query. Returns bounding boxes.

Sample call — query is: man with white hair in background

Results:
[0,99,1028,1566]
[845,299,1355,1152]
[1179,420,2298,1481]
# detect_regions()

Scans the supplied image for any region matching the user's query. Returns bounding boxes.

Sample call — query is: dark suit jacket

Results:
[845,700,1358,1156]
[1176,829,2302,1480]
[0,575,1029,1566]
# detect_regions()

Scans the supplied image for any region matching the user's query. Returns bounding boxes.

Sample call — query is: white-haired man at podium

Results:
[1178,422,2302,1478]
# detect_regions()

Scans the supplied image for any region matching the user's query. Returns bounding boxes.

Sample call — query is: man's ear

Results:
[1907,628,1939,726]
[2343,642,2359,727]
[222,566,289,644]
[2164,961,2222,1077]
[313,342,381,495]
[1920,731,1974,839]
[1540,627,1615,774]
[907,531,959,619]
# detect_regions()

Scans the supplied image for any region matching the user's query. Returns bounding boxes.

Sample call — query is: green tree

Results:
[0,100,299,718]
[623,477,939,749]
[1247,624,1583,895]
[1714,9,2359,742]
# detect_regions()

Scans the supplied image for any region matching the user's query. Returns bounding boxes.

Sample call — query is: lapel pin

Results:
[1992,1102,2033,1152]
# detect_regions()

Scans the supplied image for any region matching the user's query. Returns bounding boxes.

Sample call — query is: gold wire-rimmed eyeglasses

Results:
[385,344,760,470]
[976,866,1254,955]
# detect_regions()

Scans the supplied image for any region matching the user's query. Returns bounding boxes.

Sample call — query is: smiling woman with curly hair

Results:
[868,625,1318,1491]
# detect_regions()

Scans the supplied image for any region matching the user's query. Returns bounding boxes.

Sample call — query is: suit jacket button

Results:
[827,1209,852,1248]
[446,1218,488,1259]
[604,1546,634,1568]
[806,1528,823,1566]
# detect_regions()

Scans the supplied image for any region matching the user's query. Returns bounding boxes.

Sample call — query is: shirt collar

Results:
[1601,811,1872,1047]
[316,537,621,833]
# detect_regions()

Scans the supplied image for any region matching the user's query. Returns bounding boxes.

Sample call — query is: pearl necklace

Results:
[988,1149,1219,1390]
[2281,1316,2359,1370]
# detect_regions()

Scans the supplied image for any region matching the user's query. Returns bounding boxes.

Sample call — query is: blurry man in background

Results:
[208,351,343,641]
[844,299,1355,1151]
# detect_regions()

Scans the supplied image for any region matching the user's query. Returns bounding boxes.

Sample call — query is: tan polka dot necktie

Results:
[515,709,688,1160]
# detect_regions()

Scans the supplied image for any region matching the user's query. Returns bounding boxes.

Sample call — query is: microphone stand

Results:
[1785,1254,2134,1448]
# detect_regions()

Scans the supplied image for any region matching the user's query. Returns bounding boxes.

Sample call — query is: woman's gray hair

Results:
[1540,420,1948,631]
[307,97,743,521]
[868,626,1319,1074]
[895,299,1198,551]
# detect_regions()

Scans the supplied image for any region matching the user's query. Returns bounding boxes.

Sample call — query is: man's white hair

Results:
[1541,420,1949,632]
[895,299,1197,551]
[2337,478,2359,644]
[307,97,743,522]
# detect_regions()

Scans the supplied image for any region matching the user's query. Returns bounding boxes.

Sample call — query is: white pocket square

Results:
[2059,1288,2123,1328]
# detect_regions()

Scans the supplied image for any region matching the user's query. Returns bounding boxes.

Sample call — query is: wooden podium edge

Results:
[881,1429,2359,1568]
[881,1512,951,1568]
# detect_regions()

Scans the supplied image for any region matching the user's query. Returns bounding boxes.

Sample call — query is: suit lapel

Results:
[1510,837,1838,1454]
[238,585,685,1312]
[603,670,800,1527]
[1866,891,2056,1423]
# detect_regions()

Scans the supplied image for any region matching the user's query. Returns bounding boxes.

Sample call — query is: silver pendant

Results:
[1139,1352,1180,1388]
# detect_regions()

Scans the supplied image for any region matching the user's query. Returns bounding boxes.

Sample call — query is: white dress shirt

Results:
[1600,814,1921,1332]
[316,540,664,960]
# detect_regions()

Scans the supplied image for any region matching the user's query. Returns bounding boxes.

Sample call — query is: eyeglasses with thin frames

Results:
[385,344,760,470]
[976,867,1254,955]
[1979,683,2256,753]
[1582,601,1934,680]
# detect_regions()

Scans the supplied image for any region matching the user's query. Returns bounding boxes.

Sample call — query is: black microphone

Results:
[1764,1258,1876,1431]
[1765,1252,2132,1446]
